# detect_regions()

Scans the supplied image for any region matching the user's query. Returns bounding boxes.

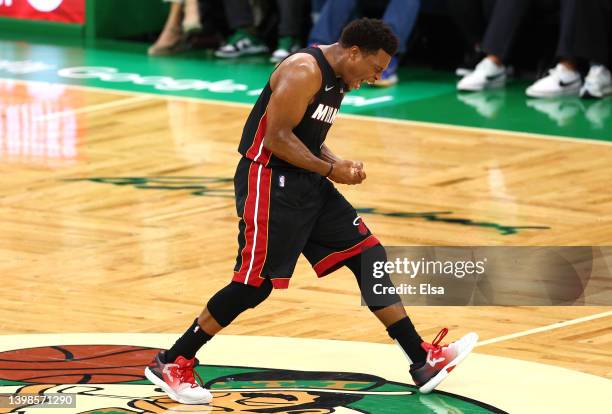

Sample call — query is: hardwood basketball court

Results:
[1,79,611,384]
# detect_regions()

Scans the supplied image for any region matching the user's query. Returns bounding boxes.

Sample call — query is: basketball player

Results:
[145,18,478,404]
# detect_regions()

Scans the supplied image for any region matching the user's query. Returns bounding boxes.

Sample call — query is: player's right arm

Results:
[263,56,363,185]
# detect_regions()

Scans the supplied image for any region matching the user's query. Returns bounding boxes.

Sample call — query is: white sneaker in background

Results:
[580,65,612,99]
[457,57,506,92]
[526,63,582,98]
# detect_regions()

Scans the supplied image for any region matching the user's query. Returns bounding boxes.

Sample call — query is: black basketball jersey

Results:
[238,47,345,171]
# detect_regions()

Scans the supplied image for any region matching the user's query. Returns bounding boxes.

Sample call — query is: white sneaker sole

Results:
[418,332,479,394]
[526,85,581,98]
[144,367,212,405]
[458,77,505,92]
[215,46,269,58]
[581,85,612,99]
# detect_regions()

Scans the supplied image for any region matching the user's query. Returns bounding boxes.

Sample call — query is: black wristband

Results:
[324,162,334,178]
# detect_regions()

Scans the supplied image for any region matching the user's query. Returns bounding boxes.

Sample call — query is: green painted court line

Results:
[1,38,610,142]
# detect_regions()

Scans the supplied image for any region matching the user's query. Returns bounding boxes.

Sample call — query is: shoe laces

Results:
[423,327,449,358]
[173,358,204,388]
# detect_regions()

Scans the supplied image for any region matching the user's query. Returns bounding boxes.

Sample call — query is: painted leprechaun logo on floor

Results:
[0,344,504,413]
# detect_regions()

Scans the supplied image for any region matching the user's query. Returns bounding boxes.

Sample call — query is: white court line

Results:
[4,77,252,110]
[476,310,612,347]
[5,77,612,147]
[34,95,153,121]
[341,112,612,147]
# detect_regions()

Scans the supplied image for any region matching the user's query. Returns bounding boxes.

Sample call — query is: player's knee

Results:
[246,278,273,308]
[206,279,273,327]
[365,244,387,265]
[348,244,387,287]
[352,245,403,312]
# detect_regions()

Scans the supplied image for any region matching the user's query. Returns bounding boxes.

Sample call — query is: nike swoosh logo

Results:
[486,73,504,81]
[325,85,334,91]
[559,78,580,87]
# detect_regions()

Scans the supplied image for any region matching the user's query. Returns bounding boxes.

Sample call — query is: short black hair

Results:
[339,18,399,56]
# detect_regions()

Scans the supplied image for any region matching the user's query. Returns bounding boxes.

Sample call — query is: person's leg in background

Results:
[215,0,268,58]
[148,0,186,56]
[272,0,310,63]
[526,0,611,98]
[374,0,421,86]
[573,0,612,99]
[311,0,328,23]
[458,0,536,92]
[308,0,358,46]
[182,0,202,34]
[448,0,496,76]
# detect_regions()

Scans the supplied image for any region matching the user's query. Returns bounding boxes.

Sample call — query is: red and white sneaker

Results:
[410,328,478,394]
[145,352,212,404]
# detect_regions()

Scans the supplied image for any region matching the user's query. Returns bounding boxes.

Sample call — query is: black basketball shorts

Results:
[232,157,380,289]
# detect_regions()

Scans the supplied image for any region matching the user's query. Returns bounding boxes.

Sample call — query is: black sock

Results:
[164,318,213,362]
[387,317,427,365]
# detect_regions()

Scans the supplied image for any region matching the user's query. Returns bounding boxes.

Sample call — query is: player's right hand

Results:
[329,160,366,185]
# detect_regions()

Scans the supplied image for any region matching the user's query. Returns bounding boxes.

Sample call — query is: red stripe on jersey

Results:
[245,110,271,165]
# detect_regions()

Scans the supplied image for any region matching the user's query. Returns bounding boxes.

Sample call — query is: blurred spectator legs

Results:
[571,0,612,99]
[376,0,420,86]
[457,0,537,92]
[183,0,202,34]
[447,0,495,76]
[308,0,420,86]
[215,0,268,58]
[527,0,611,98]
[272,0,309,63]
[311,0,327,22]
[148,0,186,56]
[457,0,611,98]
[308,0,356,46]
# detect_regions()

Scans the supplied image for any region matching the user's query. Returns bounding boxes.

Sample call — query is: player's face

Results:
[344,47,392,91]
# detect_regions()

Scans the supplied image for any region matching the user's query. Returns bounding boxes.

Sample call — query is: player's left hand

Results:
[351,161,366,181]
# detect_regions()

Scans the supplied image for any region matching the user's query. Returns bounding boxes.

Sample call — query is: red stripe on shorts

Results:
[313,235,381,277]
[233,162,272,287]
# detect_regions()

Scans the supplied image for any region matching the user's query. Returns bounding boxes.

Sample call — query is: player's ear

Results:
[348,45,361,61]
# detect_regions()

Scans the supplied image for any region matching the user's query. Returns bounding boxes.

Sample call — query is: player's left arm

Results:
[320,144,341,164]
[320,144,366,181]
